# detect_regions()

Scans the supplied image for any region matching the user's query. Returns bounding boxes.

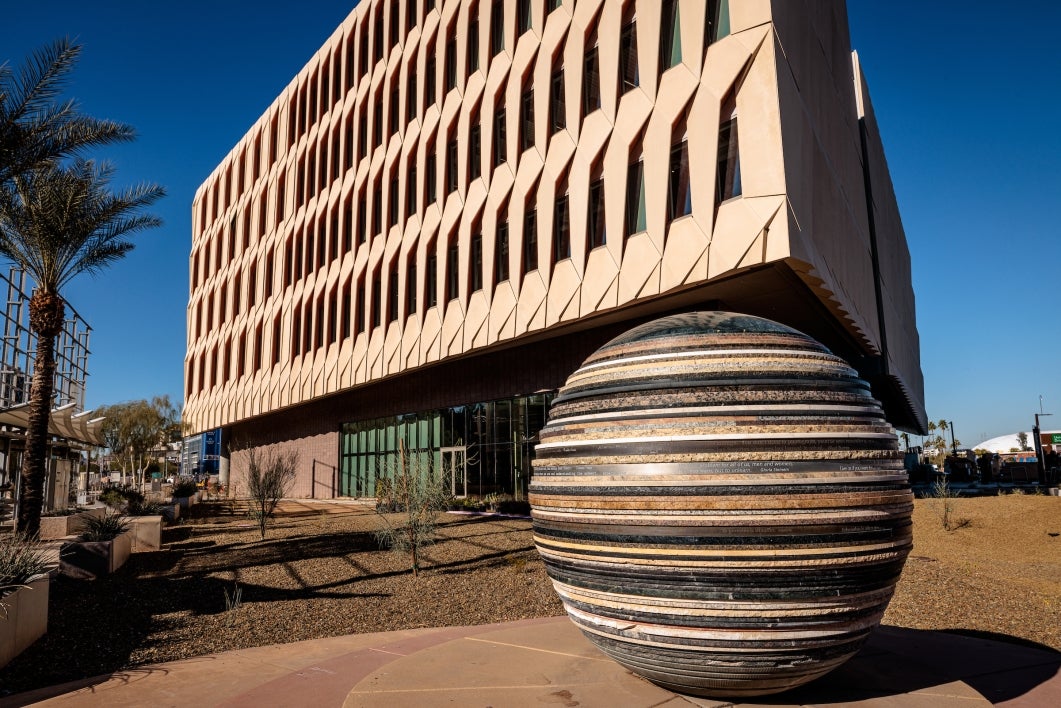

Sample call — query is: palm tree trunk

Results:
[16,290,65,537]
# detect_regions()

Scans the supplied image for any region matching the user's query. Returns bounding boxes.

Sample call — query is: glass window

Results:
[519,88,534,152]
[716,116,741,202]
[467,13,480,75]
[371,271,381,327]
[374,12,384,62]
[548,0,562,12]
[372,187,382,236]
[490,0,505,56]
[469,121,482,180]
[406,256,417,314]
[357,192,367,243]
[446,138,459,194]
[390,0,400,47]
[407,162,418,217]
[668,139,692,220]
[493,107,507,166]
[356,279,366,332]
[517,0,531,35]
[388,266,399,322]
[445,32,457,91]
[471,231,483,291]
[582,46,600,119]
[552,195,570,262]
[407,67,418,122]
[707,0,731,45]
[550,67,565,134]
[620,17,639,94]
[446,239,460,301]
[425,52,436,106]
[389,175,399,226]
[390,86,400,135]
[523,204,538,273]
[407,0,417,31]
[373,101,382,146]
[495,218,509,282]
[625,159,646,236]
[588,178,606,248]
[660,0,682,72]
[426,149,437,204]
[426,248,438,307]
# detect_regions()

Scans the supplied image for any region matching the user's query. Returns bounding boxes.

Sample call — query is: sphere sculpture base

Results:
[530,312,912,698]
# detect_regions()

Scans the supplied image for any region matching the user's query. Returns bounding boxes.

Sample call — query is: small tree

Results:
[375,441,449,577]
[1017,432,1031,451]
[244,447,297,540]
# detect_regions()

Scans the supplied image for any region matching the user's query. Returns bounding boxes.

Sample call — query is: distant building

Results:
[184,1,926,499]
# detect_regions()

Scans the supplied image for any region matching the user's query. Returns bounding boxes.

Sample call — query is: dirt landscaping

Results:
[1,494,1058,696]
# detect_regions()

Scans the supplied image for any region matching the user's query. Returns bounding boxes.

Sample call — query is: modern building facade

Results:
[184,0,926,499]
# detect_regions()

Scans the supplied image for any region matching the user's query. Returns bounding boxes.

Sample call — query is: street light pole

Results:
[948,420,957,455]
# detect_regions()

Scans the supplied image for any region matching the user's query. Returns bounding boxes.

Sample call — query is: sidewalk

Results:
[3,616,1058,707]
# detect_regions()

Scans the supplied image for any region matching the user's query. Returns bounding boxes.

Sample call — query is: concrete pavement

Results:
[3,616,1059,707]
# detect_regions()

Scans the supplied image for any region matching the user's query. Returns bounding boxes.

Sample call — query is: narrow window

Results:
[372,186,382,237]
[493,107,507,166]
[426,246,438,307]
[390,86,400,136]
[406,59,418,122]
[490,0,505,56]
[470,231,483,292]
[358,109,368,159]
[371,270,382,328]
[315,294,326,349]
[706,0,731,46]
[519,87,534,152]
[342,277,352,339]
[425,146,437,204]
[406,253,418,314]
[523,197,538,274]
[272,315,282,364]
[291,308,302,357]
[425,0,435,11]
[716,113,741,202]
[389,173,400,226]
[343,197,353,252]
[357,191,367,243]
[390,0,400,48]
[625,159,647,236]
[495,215,510,283]
[660,0,682,72]
[552,194,570,262]
[328,283,338,343]
[253,324,263,371]
[619,12,639,94]
[446,238,460,302]
[425,50,436,106]
[388,265,399,322]
[581,45,601,119]
[374,11,384,62]
[668,139,692,221]
[446,137,458,194]
[550,66,565,134]
[548,0,561,12]
[517,0,532,35]
[407,160,418,217]
[588,177,606,248]
[265,251,274,297]
[356,278,366,333]
[407,0,417,31]
[467,10,480,76]
[469,119,482,180]
[373,100,382,147]
[444,31,457,92]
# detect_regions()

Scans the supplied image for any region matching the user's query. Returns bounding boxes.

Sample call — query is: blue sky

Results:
[2,1,1059,445]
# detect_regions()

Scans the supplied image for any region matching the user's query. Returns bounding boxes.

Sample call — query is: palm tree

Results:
[1,38,133,184]
[0,159,164,535]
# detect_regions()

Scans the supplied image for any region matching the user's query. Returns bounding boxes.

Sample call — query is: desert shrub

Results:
[374,442,449,577]
[99,485,144,510]
[42,507,85,517]
[80,513,130,542]
[125,499,165,516]
[244,448,298,539]
[1,534,49,601]
[171,480,199,498]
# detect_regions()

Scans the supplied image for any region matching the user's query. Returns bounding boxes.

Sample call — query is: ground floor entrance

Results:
[339,392,554,500]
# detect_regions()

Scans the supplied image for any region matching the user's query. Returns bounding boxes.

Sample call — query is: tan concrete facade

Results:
[185,0,926,494]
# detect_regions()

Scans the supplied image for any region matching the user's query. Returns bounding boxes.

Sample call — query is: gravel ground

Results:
[1,494,1058,696]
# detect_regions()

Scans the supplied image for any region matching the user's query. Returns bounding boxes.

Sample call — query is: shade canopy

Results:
[0,402,105,447]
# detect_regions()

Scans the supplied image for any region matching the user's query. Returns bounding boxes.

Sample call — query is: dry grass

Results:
[0,494,1058,697]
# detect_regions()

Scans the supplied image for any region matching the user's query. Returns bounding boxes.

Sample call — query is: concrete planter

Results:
[0,575,49,668]
[120,515,163,552]
[173,492,199,510]
[159,503,181,522]
[39,506,106,540]
[59,531,133,580]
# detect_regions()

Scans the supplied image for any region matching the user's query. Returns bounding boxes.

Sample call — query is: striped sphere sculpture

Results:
[530,312,912,698]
